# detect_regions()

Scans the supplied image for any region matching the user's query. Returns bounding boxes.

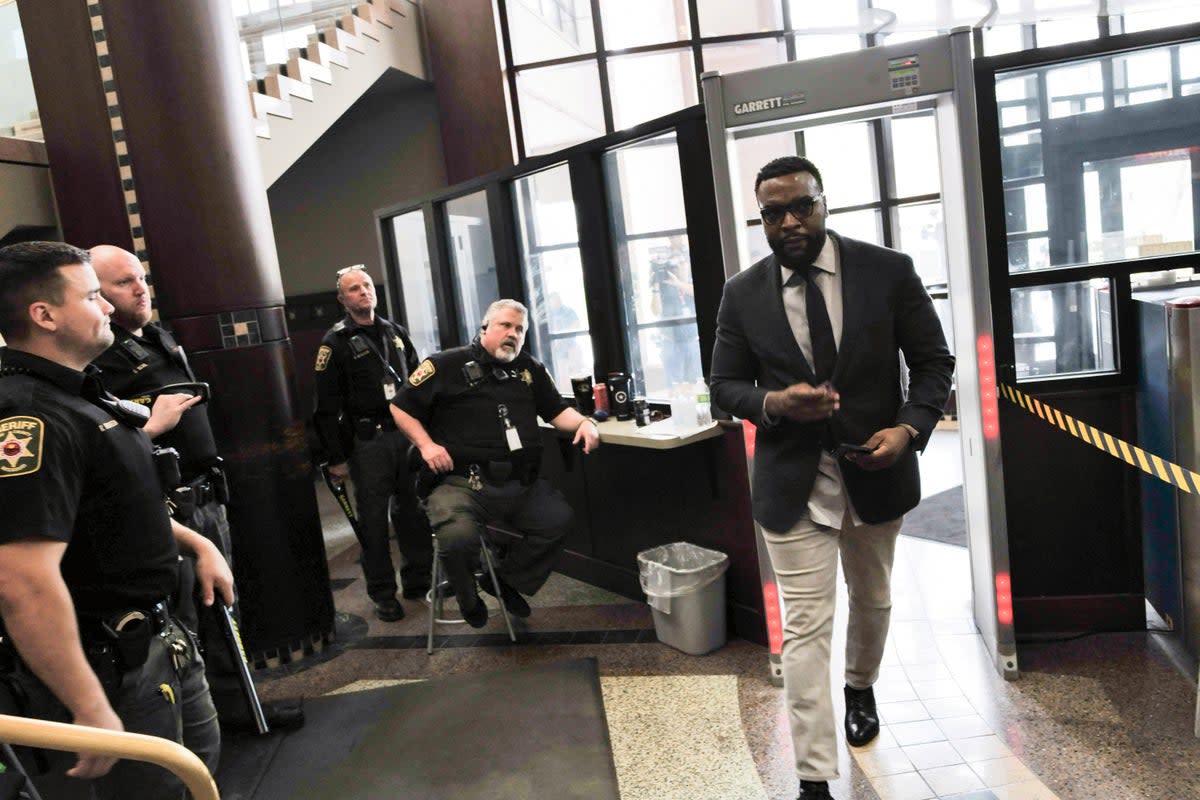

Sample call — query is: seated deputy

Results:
[390,299,600,627]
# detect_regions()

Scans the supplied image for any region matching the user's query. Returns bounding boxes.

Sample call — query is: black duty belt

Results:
[450,459,539,487]
[353,414,398,440]
[80,599,172,643]
[80,598,175,680]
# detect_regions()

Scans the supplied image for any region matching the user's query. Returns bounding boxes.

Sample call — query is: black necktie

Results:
[786,266,837,383]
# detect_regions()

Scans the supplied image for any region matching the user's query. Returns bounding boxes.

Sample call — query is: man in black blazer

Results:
[710,156,954,800]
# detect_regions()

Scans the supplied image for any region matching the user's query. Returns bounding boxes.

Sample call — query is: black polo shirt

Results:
[0,348,178,619]
[392,341,568,466]
[91,323,219,479]
[313,314,420,464]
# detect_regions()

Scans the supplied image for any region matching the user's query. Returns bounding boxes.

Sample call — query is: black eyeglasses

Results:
[759,194,824,226]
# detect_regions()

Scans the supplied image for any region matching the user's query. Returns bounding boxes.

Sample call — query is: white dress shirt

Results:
[772,235,863,529]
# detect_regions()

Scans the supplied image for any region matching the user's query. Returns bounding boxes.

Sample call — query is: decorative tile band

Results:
[88,1,151,286]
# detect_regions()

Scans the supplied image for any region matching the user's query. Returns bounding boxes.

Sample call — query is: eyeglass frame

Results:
[334,264,368,288]
[758,193,825,226]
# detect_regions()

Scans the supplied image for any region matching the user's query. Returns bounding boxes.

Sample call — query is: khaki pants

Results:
[762,509,902,782]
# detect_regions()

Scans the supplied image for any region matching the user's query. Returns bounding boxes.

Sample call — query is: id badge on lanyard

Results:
[499,404,522,451]
[382,379,396,401]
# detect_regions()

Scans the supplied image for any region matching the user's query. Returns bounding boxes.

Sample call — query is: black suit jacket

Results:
[709,232,955,531]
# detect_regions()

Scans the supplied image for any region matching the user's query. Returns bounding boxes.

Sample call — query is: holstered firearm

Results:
[213,604,268,735]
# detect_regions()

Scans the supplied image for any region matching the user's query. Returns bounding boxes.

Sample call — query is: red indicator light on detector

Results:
[763,582,783,655]
[995,572,1014,625]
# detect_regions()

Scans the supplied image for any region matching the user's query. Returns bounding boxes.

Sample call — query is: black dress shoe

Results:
[373,597,405,622]
[461,593,488,628]
[798,779,833,799]
[479,574,531,618]
[844,684,879,747]
[221,699,305,733]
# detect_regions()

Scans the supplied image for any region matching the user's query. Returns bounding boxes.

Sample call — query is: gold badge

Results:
[409,358,436,386]
[0,416,44,478]
[315,345,333,372]
[393,335,405,351]
[521,369,533,386]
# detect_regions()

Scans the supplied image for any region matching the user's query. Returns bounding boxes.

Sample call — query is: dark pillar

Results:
[18,0,334,664]
[423,0,513,183]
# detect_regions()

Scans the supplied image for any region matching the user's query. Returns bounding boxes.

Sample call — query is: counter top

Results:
[592,417,724,449]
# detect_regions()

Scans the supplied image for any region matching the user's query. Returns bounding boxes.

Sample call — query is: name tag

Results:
[382,379,396,401]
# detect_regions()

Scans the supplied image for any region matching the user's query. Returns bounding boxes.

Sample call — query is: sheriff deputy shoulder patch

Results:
[409,359,436,386]
[0,415,44,478]
[315,345,333,372]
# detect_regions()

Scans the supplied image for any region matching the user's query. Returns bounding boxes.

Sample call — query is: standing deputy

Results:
[88,244,304,733]
[390,299,599,628]
[0,241,233,798]
[710,156,954,800]
[313,264,432,621]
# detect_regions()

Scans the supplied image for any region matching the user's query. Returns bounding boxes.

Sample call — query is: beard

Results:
[768,228,827,270]
[494,342,519,363]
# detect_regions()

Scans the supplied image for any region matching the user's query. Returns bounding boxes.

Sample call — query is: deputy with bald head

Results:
[88,244,304,734]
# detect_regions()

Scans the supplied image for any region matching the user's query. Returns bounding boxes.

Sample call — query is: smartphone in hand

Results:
[834,442,875,459]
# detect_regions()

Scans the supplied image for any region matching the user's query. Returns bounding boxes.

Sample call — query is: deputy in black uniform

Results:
[0,241,233,798]
[390,299,599,627]
[313,264,432,621]
[88,244,303,734]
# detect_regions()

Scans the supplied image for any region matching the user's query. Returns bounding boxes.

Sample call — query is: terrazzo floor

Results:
[245,430,1200,800]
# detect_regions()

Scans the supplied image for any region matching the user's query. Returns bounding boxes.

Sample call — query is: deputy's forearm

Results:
[0,555,113,721]
[391,405,435,450]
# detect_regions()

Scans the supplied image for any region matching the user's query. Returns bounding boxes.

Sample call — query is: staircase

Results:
[248,0,426,187]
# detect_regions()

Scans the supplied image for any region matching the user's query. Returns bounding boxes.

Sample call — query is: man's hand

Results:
[573,420,600,454]
[764,382,839,422]
[846,426,911,471]
[143,393,203,439]
[190,535,235,608]
[66,704,124,779]
[326,462,350,483]
[420,442,454,474]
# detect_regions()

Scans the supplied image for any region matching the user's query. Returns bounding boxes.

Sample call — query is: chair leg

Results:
[426,536,440,654]
[479,534,516,643]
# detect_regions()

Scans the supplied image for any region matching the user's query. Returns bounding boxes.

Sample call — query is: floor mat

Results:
[901,486,966,547]
[216,657,619,800]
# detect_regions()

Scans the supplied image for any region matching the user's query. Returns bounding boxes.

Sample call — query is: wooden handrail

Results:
[0,714,218,800]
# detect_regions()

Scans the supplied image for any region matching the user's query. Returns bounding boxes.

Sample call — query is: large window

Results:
[391,210,440,358]
[991,36,1200,381]
[444,191,500,344]
[498,0,1200,161]
[995,40,1200,274]
[605,133,704,400]
[513,165,594,392]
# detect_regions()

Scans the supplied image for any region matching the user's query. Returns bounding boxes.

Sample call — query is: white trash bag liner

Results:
[637,542,729,614]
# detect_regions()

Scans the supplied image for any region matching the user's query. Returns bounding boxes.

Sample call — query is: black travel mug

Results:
[606,372,632,421]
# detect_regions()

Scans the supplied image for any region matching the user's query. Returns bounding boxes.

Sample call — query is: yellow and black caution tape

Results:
[1000,383,1200,495]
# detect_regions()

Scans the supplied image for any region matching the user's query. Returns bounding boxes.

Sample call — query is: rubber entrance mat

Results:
[217,657,620,800]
